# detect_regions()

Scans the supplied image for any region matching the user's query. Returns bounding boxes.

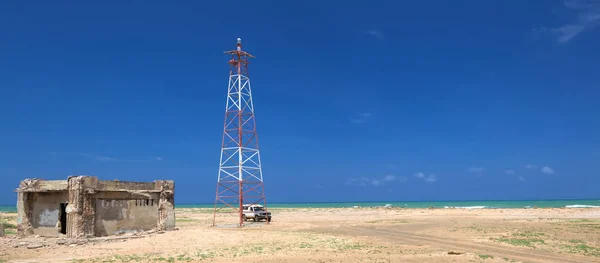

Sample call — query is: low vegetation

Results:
[496,237,545,247]
[552,218,600,230]
[478,254,493,259]
[1,221,16,229]
[71,233,378,263]
[561,242,600,257]
[1,217,17,235]
[72,252,210,263]
[491,226,600,257]
[175,218,198,223]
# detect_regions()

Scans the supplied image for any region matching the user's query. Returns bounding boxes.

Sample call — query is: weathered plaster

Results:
[16,175,175,238]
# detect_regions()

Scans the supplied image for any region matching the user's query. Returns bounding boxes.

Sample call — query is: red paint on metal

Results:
[213,39,267,227]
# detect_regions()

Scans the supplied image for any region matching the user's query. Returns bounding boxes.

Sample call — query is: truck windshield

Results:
[254,207,264,211]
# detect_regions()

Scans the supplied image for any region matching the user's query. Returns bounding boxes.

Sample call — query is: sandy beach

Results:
[2,207,600,263]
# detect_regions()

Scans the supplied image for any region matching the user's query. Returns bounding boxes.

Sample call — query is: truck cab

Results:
[242,204,272,222]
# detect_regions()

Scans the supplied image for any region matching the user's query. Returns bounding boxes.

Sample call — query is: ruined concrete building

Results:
[16,175,175,238]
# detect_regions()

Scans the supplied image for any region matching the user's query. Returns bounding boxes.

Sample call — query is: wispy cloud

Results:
[80,153,163,163]
[413,172,425,179]
[525,164,538,169]
[425,175,437,183]
[414,172,437,183]
[544,0,600,44]
[346,174,405,187]
[81,153,118,162]
[466,167,486,176]
[350,113,372,124]
[383,174,396,181]
[345,177,372,187]
[371,179,382,186]
[385,174,408,183]
[365,29,384,40]
[541,166,556,174]
[505,169,515,175]
[518,176,526,182]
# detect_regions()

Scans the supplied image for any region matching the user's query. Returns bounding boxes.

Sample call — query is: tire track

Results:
[316,225,600,263]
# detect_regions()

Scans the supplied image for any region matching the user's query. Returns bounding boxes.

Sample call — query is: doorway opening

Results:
[60,203,68,234]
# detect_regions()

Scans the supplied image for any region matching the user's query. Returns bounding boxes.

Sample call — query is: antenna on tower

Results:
[213,38,269,227]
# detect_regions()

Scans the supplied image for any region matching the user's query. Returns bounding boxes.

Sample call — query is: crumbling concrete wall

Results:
[65,175,98,238]
[16,179,68,237]
[97,181,156,191]
[94,199,158,236]
[156,180,175,231]
[17,176,176,239]
[29,192,68,237]
[17,192,33,237]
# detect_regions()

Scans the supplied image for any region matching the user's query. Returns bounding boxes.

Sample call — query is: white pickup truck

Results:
[242,204,272,222]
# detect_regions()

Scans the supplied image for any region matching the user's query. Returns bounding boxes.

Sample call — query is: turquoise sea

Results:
[4,199,598,212]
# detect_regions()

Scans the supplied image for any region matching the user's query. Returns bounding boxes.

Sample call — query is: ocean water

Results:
[0,205,17,213]
[177,200,600,209]
[1,200,599,212]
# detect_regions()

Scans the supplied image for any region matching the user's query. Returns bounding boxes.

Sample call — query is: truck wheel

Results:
[242,215,247,221]
[253,216,258,222]
[267,217,271,222]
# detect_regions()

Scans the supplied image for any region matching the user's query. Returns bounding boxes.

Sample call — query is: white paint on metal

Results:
[217,73,264,183]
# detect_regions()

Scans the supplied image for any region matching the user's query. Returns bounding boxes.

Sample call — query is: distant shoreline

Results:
[2,199,599,212]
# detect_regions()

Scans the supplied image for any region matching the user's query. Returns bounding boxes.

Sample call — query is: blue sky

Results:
[1,0,599,205]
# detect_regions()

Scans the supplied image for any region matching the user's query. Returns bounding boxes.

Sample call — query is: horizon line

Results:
[4,198,598,207]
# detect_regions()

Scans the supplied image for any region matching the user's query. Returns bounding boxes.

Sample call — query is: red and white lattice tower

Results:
[213,38,268,227]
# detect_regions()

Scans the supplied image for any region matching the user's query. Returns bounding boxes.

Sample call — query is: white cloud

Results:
[81,153,118,162]
[81,153,163,162]
[541,166,556,174]
[383,174,396,181]
[518,176,526,182]
[525,164,538,169]
[365,29,384,40]
[553,24,588,43]
[425,175,437,183]
[414,172,436,183]
[345,177,371,187]
[350,112,372,124]
[371,179,382,186]
[546,0,600,44]
[414,172,425,179]
[346,174,405,187]
[466,167,486,175]
[505,170,515,175]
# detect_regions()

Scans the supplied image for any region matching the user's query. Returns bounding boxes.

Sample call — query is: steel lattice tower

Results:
[213,38,267,227]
